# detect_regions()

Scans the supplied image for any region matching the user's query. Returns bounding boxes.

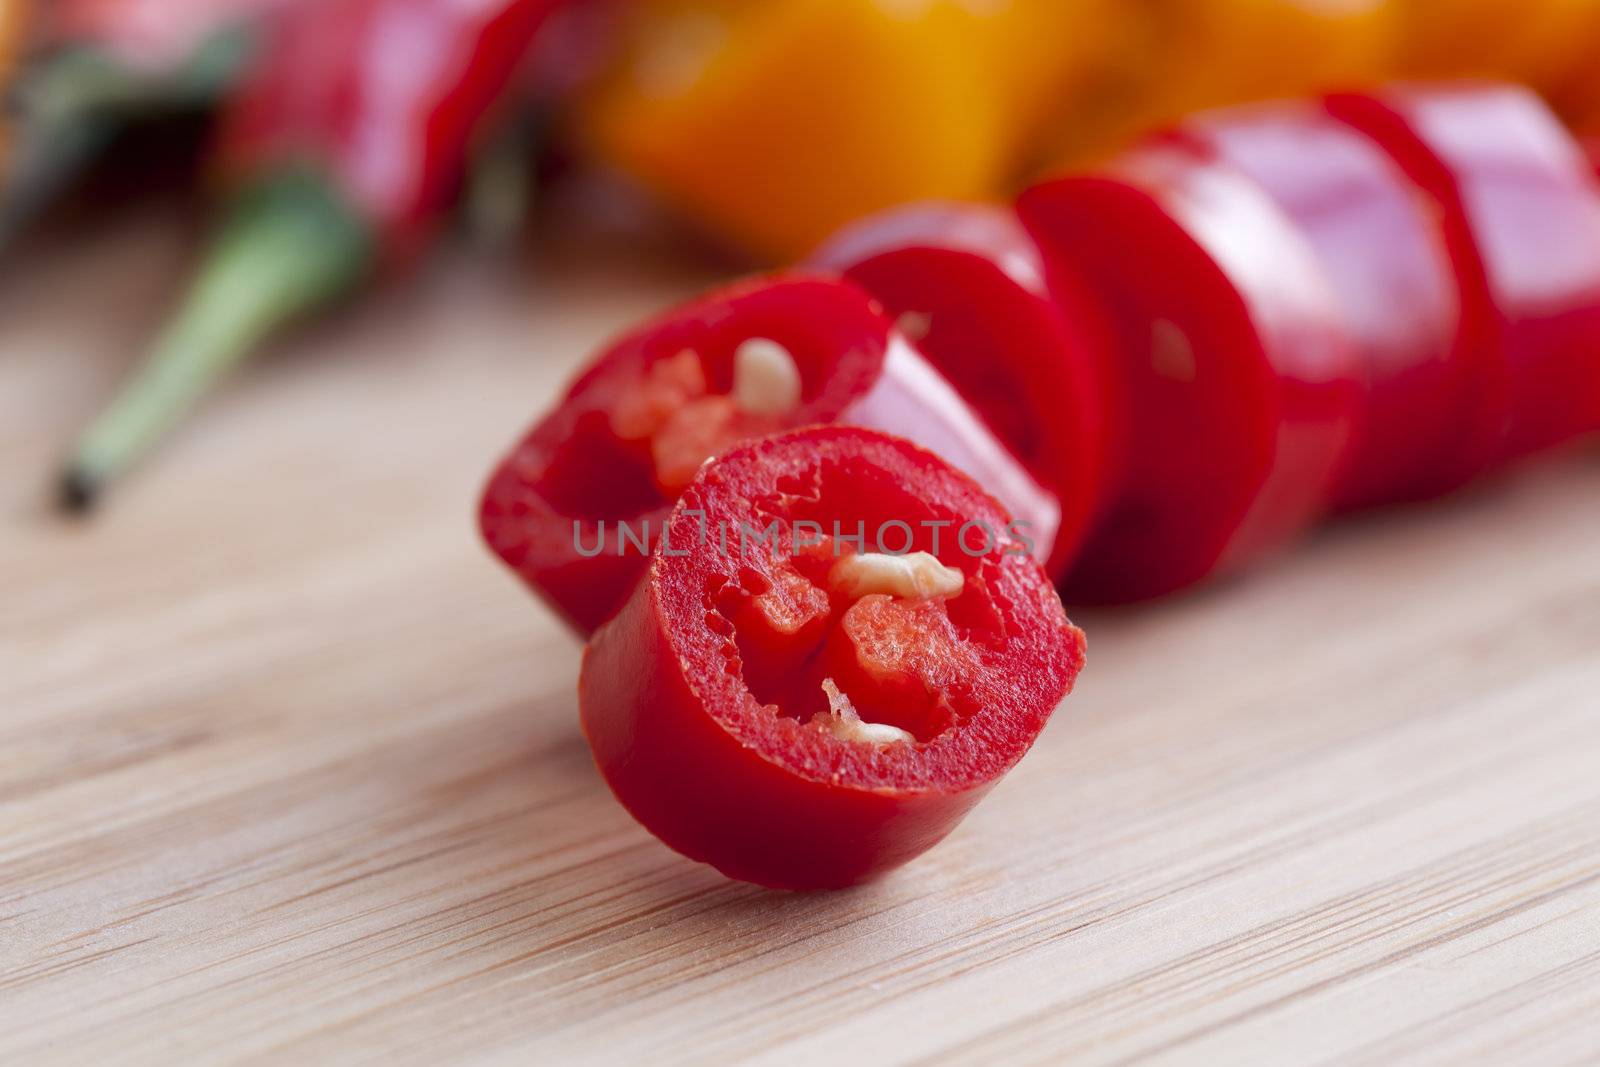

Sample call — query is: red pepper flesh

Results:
[1019,144,1363,603]
[812,202,1117,578]
[1172,102,1468,510]
[579,426,1086,890]
[479,275,1062,633]
[1327,84,1600,467]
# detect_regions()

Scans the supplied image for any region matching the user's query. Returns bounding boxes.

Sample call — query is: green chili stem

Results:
[60,171,374,512]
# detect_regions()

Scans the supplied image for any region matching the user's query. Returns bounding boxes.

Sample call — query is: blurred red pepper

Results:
[580,425,1085,889]
[210,0,563,256]
[60,0,572,510]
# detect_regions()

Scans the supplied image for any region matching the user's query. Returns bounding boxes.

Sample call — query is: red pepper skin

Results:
[1327,85,1600,467]
[1171,103,1468,511]
[579,426,1086,890]
[479,275,1062,634]
[214,0,563,253]
[1019,144,1363,603]
[811,202,1117,578]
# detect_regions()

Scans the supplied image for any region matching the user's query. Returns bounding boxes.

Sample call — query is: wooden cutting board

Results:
[4,203,1599,1065]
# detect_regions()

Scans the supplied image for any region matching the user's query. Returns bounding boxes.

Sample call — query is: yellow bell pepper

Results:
[580,0,1114,263]
[1046,0,1399,168]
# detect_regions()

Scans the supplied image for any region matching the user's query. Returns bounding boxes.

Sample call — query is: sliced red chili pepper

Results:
[1327,84,1600,466]
[1172,101,1468,510]
[579,425,1085,890]
[811,202,1117,577]
[479,274,1062,633]
[1019,143,1362,603]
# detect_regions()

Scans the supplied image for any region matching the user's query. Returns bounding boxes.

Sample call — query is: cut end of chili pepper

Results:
[479,274,1059,633]
[607,337,805,496]
[57,169,373,513]
[579,426,1084,890]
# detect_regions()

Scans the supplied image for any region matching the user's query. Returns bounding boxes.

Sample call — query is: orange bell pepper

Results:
[581,0,1112,262]
[1046,0,1399,167]
[1515,2,1600,125]
[1391,0,1600,125]
[1394,0,1598,84]
[1392,0,1522,79]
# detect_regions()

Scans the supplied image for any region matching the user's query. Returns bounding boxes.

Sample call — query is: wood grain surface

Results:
[3,203,1600,1066]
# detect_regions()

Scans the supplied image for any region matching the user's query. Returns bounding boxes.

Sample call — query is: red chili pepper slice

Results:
[1172,101,1468,510]
[1328,84,1600,466]
[479,275,1062,633]
[811,202,1117,578]
[1019,143,1362,603]
[579,425,1086,889]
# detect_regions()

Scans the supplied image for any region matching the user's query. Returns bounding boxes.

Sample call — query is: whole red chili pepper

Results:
[59,0,570,510]
[579,425,1086,890]
[479,274,1060,633]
